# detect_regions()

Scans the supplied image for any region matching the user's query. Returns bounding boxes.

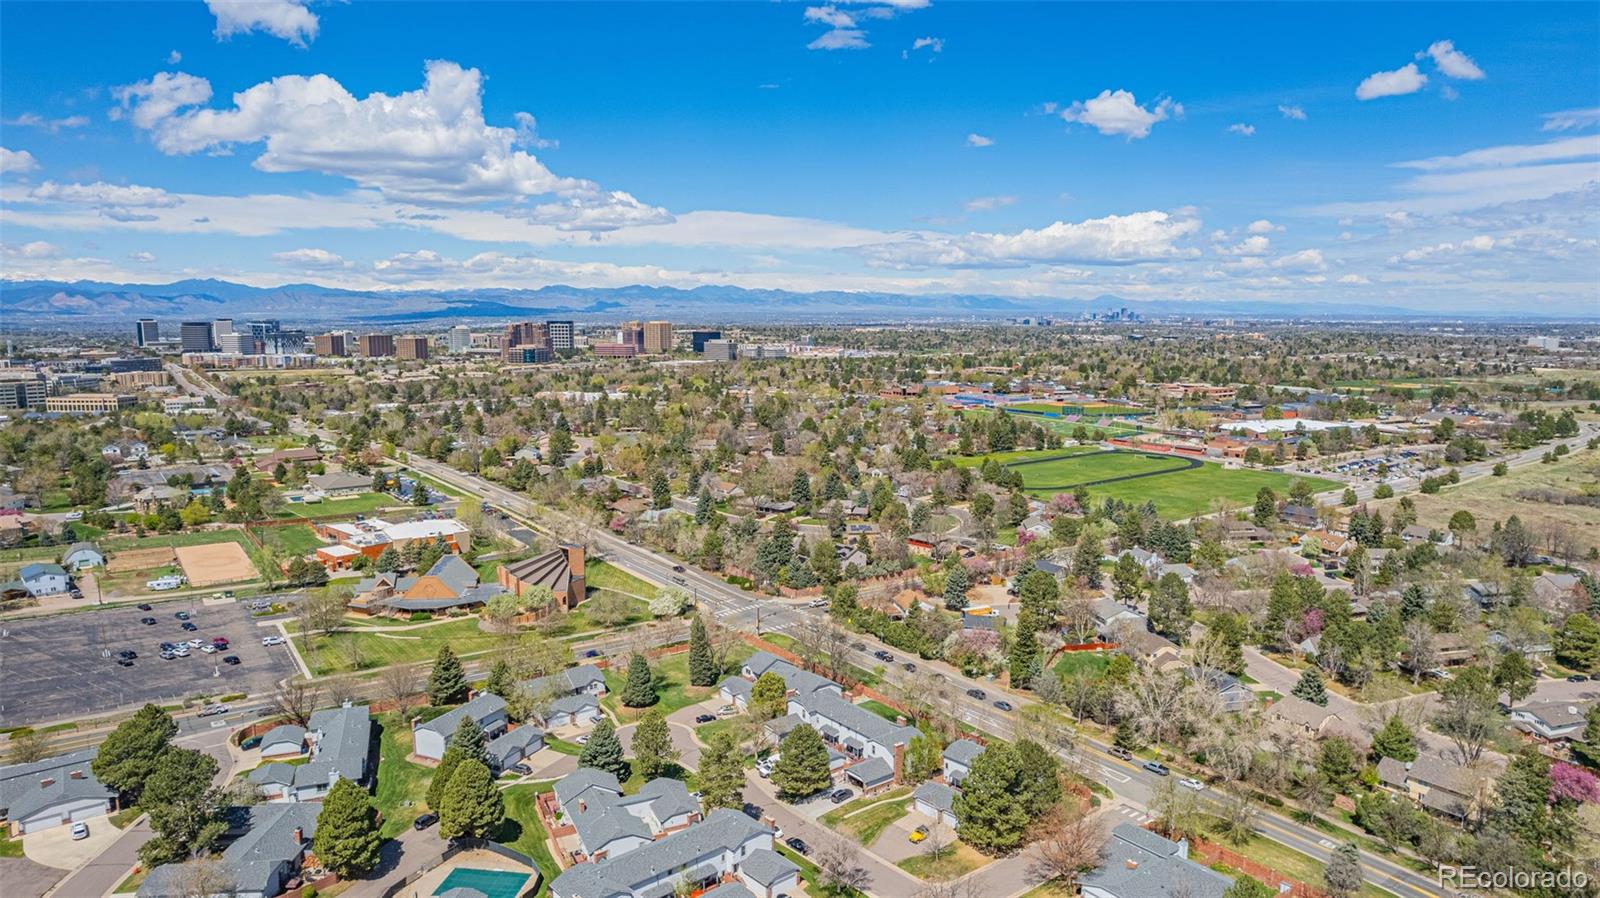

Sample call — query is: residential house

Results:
[139,803,319,898]
[1280,504,1319,529]
[1113,625,1182,669]
[1111,547,1161,575]
[1301,529,1353,557]
[18,563,70,597]
[551,768,702,861]
[1400,524,1452,546]
[1510,701,1591,743]
[1533,572,1587,613]
[257,725,308,759]
[1376,753,1500,820]
[248,705,372,802]
[1155,562,1196,584]
[1079,822,1232,898]
[941,739,983,786]
[0,748,117,835]
[254,447,321,475]
[487,726,545,773]
[548,808,794,898]
[413,693,509,761]
[101,440,150,464]
[1202,672,1252,713]
[1091,599,1145,640]
[913,780,960,829]
[61,542,105,571]
[498,544,587,611]
[306,472,370,496]
[362,554,503,617]
[1263,695,1345,739]
[523,664,608,729]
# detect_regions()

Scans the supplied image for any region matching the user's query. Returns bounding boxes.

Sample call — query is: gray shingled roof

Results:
[487,726,545,767]
[259,724,306,751]
[141,803,319,898]
[743,651,837,697]
[942,739,984,765]
[549,808,769,898]
[417,693,507,737]
[525,664,606,697]
[845,757,894,787]
[738,848,798,887]
[793,690,918,752]
[914,780,958,814]
[1079,822,1232,898]
[0,748,114,821]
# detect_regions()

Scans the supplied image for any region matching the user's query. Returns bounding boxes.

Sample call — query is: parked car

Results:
[575,734,590,745]
[993,700,1014,712]
[966,688,986,700]
[211,636,229,647]
[1107,746,1134,761]
[198,704,228,717]
[140,617,157,625]
[1143,761,1170,776]
[223,655,241,665]
[187,637,204,648]
[201,644,218,654]
[830,788,854,804]
[70,822,89,840]
[174,611,190,620]
[716,704,738,718]
[413,813,438,830]
[1178,777,1206,792]
[582,649,601,658]
[510,763,533,776]
[909,825,929,843]
[784,837,809,855]
[160,651,177,661]
[181,622,198,632]
[117,658,134,668]
[262,635,286,646]
[1569,674,1590,683]
[695,714,717,724]
[136,604,153,611]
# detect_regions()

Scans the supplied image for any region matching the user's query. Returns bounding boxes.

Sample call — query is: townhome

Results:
[414,693,509,761]
[913,780,960,829]
[941,739,984,785]
[550,768,702,862]
[522,664,608,729]
[139,803,319,898]
[0,748,117,835]
[1079,822,1233,898]
[1510,701,1591,743]
[548,808,796,898]
[248,705,372,802]
[1376,753,1501,820]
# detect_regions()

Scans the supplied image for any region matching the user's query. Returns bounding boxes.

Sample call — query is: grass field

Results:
[586,560,656,597]
[280,492,404,520]
[1007,401,1148,417]
[961,448,1338,520]
[499,782,561,898]
[1200,815,1395,898]
[950,445,1102,467]
[1052,651,1111,680]
[373,713,434,837]
[249,523,324,555]
[601,643,754,724]
[295,617,511,675]
[100,529,255,553]
[1368,447,1599,557]
[897,841,989,879]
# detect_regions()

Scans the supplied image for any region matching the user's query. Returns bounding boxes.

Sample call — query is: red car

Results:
[211,636,229,648]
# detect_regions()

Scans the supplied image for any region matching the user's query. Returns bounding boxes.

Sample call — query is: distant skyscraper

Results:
[218,332,253,355]
[501,322,550,361]
[357,334,395,357]
[396,336,430,360]
[688,329,721,353]
[313,333,347,357]
[134,318,159,347]
[643,321,673,354]
[180,321,215,353]
[702,339,737,361]
[212,318,234,347]
[448,325,472,353]
[619,321,645,349]
[546,320,575,351]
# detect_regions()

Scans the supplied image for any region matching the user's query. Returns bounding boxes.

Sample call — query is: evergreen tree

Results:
[695,486,713,525]
[622,653,658,707]
[1370,715,1417,763]
[1493,651,1536,707]
[953,742,1030,854]
[750,671,788,721]
[1252,487,1278,528]
[426,716,488,811]
[1074,532,1103,588]
[1224,875,1277,898]
[438,759,504,840]
[790,471,813,508]
[771,725,832,800]
[1399,584,1427,622]
[1573,705,1600,770]
[1292,667,1329,706]
[1012,740,1061,817]
[138,747,226,867]
[1323,842,1364,898]
[650,470,671,510]
[688,616,718,686]
[579,718,630,780]
[1009,619,1043,689]
[313,778,383,877]
[1202,613,1247,677]
[427,645,469,705]
[92,703,177,801]
[483,658,515,698]
[1147,572,1193,643]
[1112,553,1144,604]
[1018,569,1060,617]
[1556,613,1600,673]
[630,710,679,780]
[943,564,971,611]
[697,732,746,811]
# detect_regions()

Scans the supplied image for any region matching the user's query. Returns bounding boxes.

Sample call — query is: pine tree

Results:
[1223,874,1277,898]
[1323,842,1364,898]
[622,653,657,707]
[1370,715,1417,763]
[1253,487,1278,528]
[578,718,630,780]
[426,716,488,811]
[695,487,713,525]
[1074,533,1103,589]
[688,616,718,686]
[1399,584,1427,622]
[771,725,832,800]
[790,470,813,508]
[1292,667,1329,706]
[92,703,177,800]
[750,671,788,721]
[483,658,514,698]
[1012,740,1061,817]
[1009,619,1042,690]
[438,759,504,840]
[650,469,671,510]
[1147,572,1193,643]
[427,645,469,706]
[1574,705,1600,770]
[630,710,679,780]
[697,732,746,811]
[1556,613,1600,673]
[953,742,1030,854]
[943,565,971,611]
[1112,553,1144,604]
[313,778,383,877]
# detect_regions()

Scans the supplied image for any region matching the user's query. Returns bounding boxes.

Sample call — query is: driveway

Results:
[0,857,63,898]
[23,819,121,870]
[339,825,447,898]
[615,720,702,770]
[743,771,922,898]
[867,814,926,864]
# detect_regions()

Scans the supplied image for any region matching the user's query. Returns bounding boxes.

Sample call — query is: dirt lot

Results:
[176,542,258,587]
[105,546,177,573]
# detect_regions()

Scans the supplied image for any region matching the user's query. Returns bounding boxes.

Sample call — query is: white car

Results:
[575,734,590,745]
[806,598,829,609]
[262,635,286,646]
[1178,777,1206,792]
[173,646,190,657]
[70,822,89,840]
[64,511,84,522]
[188,638,205,648]
[200,644,217,654]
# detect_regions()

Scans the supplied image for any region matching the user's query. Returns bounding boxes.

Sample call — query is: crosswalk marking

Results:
[1114,805,1151,823]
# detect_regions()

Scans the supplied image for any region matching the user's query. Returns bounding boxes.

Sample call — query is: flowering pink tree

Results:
[1551,762,1600,804]
[1047,494,1079,516]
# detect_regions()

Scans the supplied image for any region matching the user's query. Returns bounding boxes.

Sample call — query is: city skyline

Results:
[1,1,1598,317]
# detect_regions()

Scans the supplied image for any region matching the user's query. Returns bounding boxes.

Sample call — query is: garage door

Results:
[70,805,104,823]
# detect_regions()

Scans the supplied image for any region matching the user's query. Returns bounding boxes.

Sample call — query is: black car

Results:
[116,658,134,668]
[966,688,986,700]
[785,837,809,855]
[141,617,157,625]
[137,603,153,611]
[993,700,1014,712]
[174,611,190,620]
[873,650,894,662]
[159,642,175,650]
[118,650,138,660]
[902,662,917,672]
[672,564,686,573]
[222,655,241,665]
[1568,674,1589,683]
[830,788,854,804]
[181,622,198,632]
[583,649,601,658]
[413,812,439,830]
[695,714,717,724]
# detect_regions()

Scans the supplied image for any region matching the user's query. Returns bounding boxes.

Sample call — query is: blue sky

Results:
[2,0,1597,313]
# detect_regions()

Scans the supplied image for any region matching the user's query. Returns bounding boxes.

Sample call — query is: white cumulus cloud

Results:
[911,36,943,53]
[206,0,318,47]
[272,247,350,269]
[1246,219,1281,234]
[805,6,867,50]
[854,209,1201,268]
[0,147,39,174]
[1421,40,1485,80]
[966,133,994,148]
[1278,104,1307,121]
[1356,63,1427,101]
[1061,90,1182,140]
[1228,123,1255,136]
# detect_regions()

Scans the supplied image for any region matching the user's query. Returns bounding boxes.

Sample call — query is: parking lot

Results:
[0,600,300,727]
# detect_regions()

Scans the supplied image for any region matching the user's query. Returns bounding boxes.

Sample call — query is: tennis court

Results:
[433,866,535,898]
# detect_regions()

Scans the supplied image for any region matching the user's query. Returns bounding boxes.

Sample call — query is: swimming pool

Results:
[434,867,533,898]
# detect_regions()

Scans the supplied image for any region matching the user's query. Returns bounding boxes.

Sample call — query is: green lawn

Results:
[820,787,913,825]
[1052,651,1111,680]
[498,782,562,898]
[586,560,656,597]
[602,643,753,725]
[1201,816,1396,898]
[857,699,906,723]
[951,445,1102,467]
[294,618,511,675]
[373,713,434,837]
[897,841,989,879]
[113,869,147,894]
[836,798,911,845]
[0,830,22,858]
[250,524,325,555]
[99,529,255,552]
[281,492,405,520]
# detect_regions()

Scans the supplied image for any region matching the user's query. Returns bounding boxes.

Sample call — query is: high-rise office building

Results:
[501,322,550,362]
[357,334,395,357]
[0,371,47,410]
[134,318,160,347]
[702,339,738,361]
[644,321,673,354]
[218,332,254,355]
[180,321,215,353]
[448,325,472,354]
[546,320,575,351]
[619,321,645,350]
[688,329,722,353]
[396,336,430,360]
[213,319,234,347]
[313,333,348,357]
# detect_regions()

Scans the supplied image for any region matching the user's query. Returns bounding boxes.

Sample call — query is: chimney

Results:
[69,770,84,780]
[892,742,905,784]
[292,827,303,844]
[578,800,587,813]
[563,543,586,577]
[39,777,55,788]
[895,715,908,726]
[1125,859,1139,870]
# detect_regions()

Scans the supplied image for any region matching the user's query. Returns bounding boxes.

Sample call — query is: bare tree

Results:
[1026,804,1107,889]
[270,679,320,726]
[1403,618,1436,685]
[1213,787,1258,846]
[6,730,50,764]
[814,834,870,895]
[379,663,422,709]
[322,673,359,708]
[169,857,235,898]
[299,587,347,638]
